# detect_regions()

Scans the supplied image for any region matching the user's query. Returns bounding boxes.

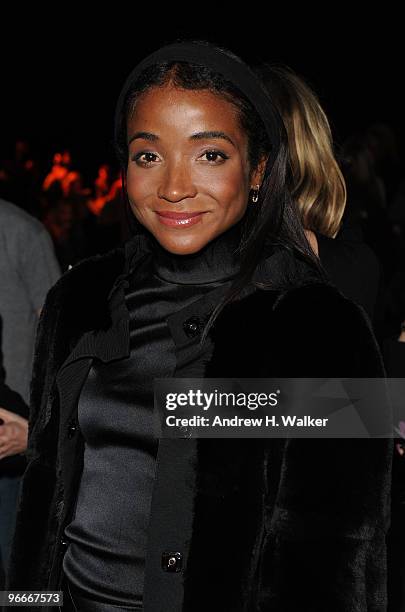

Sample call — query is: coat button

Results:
[183,316,202,338]
[67,419,77,438]
[161,551,183,572]
[60,537,69,548]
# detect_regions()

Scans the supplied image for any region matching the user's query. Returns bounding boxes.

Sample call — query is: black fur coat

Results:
[6,237,392,611]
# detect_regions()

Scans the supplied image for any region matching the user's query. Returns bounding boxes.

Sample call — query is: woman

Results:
[7,41,391,611]
[255,64,346,240]
[256,63,382,327]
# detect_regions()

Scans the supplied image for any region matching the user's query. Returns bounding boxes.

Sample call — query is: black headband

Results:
[114,41,281,166]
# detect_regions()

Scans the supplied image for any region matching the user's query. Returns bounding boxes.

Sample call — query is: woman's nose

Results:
[157,162,197,203]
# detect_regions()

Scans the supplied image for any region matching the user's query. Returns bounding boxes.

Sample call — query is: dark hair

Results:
[114,41,325,344]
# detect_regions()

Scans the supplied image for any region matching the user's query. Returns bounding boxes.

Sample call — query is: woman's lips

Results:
[155,210,206,227]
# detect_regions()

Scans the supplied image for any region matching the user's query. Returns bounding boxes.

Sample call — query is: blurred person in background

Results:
[0,315,29,590]
[341,132,398,281]
[364,123,402,207]
[256,63,382,328]
[0,198,60,586]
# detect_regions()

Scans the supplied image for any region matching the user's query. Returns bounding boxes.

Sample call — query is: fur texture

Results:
[6,244,392,611]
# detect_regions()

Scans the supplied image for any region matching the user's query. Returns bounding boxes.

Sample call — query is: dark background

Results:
[1,12,403,181]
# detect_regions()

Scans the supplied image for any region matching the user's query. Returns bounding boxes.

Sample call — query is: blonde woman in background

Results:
[256,64,382,325]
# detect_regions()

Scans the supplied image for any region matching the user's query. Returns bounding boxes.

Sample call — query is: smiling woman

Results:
[6,40,392,612]
[125,85,263,255]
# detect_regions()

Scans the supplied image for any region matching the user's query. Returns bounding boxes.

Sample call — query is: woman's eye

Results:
[200,150,229,163]
[131,150,229,166]
[132,152,159,165]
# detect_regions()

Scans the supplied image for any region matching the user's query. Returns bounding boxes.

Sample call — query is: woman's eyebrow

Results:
[190,131,235,147]
[128,131,158,145]
[128,130,236,148]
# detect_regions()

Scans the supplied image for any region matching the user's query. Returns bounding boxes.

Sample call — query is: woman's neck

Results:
[148,221,242,285]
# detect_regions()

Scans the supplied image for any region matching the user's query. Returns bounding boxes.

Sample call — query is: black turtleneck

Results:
[62,223,241,609]
[149,221,241,285]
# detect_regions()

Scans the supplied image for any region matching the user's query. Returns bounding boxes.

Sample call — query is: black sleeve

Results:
[0,381,29,420]
[258,285,393,611]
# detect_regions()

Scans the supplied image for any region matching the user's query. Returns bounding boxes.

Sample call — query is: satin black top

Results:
[62,222,242,609]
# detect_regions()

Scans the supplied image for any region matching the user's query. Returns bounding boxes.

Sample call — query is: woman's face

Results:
[126,83,266,254]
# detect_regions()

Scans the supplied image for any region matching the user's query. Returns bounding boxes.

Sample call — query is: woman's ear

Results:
[250,155,269,189]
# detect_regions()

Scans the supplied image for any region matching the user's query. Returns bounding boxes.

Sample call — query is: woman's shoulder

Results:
[268,279,375,347]
[47,233,151,304]
[272,280,368,325]
[35,245,126,350]
[234,280,382,378]
[275,278,376,333]
[48,245,125,300]
[268,281,384,376]
[37,234,153,342]
[252,243,370,327]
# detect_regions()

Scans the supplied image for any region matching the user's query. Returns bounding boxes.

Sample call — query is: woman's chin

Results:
[149,227,215,256]
[155,238,208,256]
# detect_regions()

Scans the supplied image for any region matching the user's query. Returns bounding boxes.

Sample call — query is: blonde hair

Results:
[259,65,346,238]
